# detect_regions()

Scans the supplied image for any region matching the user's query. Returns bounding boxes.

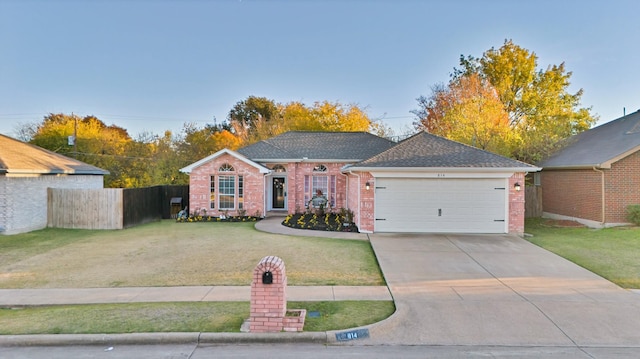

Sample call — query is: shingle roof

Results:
[538,110,640,169]
[348,131,538,170]
[0,134,109,175]
[237,131,396,161]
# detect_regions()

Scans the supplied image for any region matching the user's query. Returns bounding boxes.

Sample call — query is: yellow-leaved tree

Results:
[414,39,597,163]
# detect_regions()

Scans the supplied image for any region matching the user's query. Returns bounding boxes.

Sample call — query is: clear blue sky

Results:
[1,0,638,139]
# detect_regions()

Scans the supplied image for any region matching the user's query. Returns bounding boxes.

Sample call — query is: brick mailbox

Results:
[249,256,306,332]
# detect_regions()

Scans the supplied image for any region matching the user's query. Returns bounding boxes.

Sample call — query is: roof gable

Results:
[179,148,270,174]
[348,131,538,171]
[539,110,640,169]
[0,134,108,175]
[237,131,395,161]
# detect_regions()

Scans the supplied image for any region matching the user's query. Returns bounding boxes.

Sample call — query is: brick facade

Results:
[186,152,528,234]
[508,173,526,235]
[541,150,640,225]
[285,162,348,213]
[357,173,375,233]
[188,153,265,217]
[0,174,104,235]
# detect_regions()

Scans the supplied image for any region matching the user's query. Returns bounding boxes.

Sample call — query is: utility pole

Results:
[73,113,77,158]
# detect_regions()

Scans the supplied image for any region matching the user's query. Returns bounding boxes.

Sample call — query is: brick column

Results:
[249,256,287,332]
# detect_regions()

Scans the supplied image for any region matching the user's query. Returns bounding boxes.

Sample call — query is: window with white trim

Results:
[218,175,235,210]
[305,164,336,208]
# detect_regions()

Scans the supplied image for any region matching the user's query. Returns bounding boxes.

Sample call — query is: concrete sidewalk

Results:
[0,285,391,306]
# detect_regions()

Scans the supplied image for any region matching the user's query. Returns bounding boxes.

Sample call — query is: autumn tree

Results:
[228,97,377,144]
[414,73,515,156]
[29,113,135,187]
[414,39,597,163]
[227,96,280,143]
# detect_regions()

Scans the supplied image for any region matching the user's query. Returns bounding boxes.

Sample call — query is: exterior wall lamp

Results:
[514,182,521,192]
[365,182,371,190]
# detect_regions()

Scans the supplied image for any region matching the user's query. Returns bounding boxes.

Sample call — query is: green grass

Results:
[0,220,384,288]
[525,218,640,288]
[0,301,395,335]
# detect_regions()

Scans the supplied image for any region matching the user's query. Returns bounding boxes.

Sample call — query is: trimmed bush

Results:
[626,204,640,225]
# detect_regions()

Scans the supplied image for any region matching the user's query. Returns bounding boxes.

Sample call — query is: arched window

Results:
[313,164,327,172]
[219,163,234,172]
[272,164,286,173]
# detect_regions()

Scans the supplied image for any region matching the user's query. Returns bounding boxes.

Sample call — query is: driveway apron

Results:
[364,233,640,347]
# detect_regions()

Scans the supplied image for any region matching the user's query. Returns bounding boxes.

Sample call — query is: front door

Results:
[272,177,286,209]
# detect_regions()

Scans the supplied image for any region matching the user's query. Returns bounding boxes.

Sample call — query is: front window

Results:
[219,175,235,210]
[305,166,336,208]
[312,176,328,197]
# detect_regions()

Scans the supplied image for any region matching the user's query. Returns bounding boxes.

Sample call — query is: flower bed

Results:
[176,215,260,223]
[282,213,359,232]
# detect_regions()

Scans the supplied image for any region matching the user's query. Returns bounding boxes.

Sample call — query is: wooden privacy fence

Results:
[525,185,543,218]
[48,188,124,230]
[48,185,189,230]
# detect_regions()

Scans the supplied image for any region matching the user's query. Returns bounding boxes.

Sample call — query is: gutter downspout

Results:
[592,167,606,225]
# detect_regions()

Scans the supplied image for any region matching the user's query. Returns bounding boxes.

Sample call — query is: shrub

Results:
[626,205,640,225]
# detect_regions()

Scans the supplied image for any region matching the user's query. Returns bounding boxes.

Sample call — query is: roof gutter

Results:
[592,167,606,225]
[343,166,542,173]
[542,164,610,170]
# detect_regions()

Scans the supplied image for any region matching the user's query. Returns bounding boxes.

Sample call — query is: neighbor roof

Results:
[539,110,640,169]
[346,131,540,171]
[237,131,396,162]
[0,134,109,175]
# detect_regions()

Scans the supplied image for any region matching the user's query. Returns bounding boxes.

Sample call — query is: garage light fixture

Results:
[365,182,371,190]
[514,182,521,192]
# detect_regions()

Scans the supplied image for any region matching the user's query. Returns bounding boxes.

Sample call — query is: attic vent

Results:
[626,120,640,135]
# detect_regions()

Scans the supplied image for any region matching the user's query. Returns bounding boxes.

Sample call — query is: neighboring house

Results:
[538,110,640,227]
[181,131,539,234]
[0,134,109,235]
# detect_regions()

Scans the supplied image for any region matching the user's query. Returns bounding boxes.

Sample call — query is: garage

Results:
[374,177,508,233]
[344,131,540,234]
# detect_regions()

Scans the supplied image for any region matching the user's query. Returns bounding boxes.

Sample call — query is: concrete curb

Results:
[0,332,331,347]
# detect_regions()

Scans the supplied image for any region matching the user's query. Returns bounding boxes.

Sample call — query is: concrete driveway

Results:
[362,233,640,347]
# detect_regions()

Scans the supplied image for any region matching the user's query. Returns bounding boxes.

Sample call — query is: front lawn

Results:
[0,221,384,288]
[525,218,640,288]
[0,301,395,334]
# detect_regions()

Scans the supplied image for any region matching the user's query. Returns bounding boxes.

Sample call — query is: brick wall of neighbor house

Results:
[287,162,349,213]
[541,169,603,222]
[508,173,526,234]
[605,150,640,223]
[188,153,264,217]
[0,174,103,235]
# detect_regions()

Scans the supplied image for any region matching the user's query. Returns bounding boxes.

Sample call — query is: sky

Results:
[1,0,639,139]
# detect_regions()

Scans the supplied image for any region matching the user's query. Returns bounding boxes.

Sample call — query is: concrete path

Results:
[362,233,640,347]
[0,286,391,306]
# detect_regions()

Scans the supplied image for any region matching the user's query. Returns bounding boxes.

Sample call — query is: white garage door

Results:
[374,178,507,233]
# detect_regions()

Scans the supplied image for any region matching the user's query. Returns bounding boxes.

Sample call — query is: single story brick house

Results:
[0,134,108,235]
[180,131,540,234]
[538,110,640,227]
